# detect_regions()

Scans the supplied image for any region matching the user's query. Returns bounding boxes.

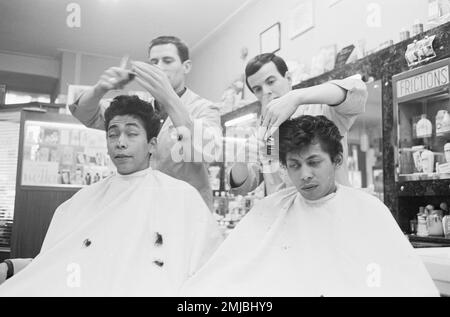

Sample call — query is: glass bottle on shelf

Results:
[442,110,450,133]
[436,109,450,135]
[435,110,446,135]
[416,114,433,138]
[421,149,435,173]
[417,206,429,237]
[445,143,450,163]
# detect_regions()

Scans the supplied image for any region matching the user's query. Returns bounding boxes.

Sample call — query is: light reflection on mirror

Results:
[348,80,384,202]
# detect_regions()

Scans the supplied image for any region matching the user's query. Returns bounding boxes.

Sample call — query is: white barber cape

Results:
[182,185,439,297]
[0,167,223,296]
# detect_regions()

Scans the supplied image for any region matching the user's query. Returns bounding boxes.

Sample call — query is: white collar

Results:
[116,166,153,180]
[298,183,340,205]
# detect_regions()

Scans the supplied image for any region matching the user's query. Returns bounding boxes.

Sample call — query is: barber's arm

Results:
[230,163,250,188]
[260,77,367,133]
[69,67,133,130]
[325,77,368,129]
[0,258,33,284]
[229,163,261,196]
[229,134,261,193]
[132,61,192,130]
[229,132,282,195]
[132,61,224,163]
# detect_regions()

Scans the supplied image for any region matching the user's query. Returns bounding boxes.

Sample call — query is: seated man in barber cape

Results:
[0,96,223,296]
[182,115,438,297]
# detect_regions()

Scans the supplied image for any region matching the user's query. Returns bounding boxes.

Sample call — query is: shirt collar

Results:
[177,87,187,98]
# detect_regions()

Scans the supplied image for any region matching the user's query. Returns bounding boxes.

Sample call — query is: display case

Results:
[21,119,114,187]
[0,103,115,257]
[392,58,450,245]
[0,109,20,255]
[393,58,450,182]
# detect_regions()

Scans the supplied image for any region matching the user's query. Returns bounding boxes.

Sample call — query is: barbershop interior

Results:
[0,0,450,297]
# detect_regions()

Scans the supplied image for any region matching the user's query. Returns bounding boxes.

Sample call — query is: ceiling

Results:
[0,0,253,60]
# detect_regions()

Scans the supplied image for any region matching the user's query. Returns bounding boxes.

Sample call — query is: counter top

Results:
[415,247,450,296]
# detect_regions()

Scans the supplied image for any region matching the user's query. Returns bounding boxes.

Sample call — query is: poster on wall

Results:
[260,22,281,54]
[21,120,116,188]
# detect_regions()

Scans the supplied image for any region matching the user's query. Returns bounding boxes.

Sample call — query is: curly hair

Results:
[279,115,343,166]
[104,95,161,141]
[245,53,288,92]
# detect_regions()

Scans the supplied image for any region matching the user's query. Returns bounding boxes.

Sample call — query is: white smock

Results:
[182,185,439,297]
[0,167,223,296]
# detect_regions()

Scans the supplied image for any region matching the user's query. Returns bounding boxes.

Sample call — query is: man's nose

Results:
[262,85,273,96]
[154,60,165,69]
[116,134,127,148]
[261,87,273,107]
[299,166,313,181]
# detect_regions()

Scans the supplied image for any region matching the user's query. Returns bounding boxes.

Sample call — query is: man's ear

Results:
[334,153,343,167]
[284,71,293,86]
[148,137,158,155]
[183,59,192,75]
[106,133,111,156]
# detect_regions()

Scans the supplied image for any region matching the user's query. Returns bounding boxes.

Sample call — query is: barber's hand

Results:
[95,67,134,93]
[260,90,302,139]
[131,61,179,107]
[248,134,279,172]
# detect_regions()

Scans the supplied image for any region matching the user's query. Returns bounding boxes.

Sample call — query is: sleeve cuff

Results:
[67,92,84,115]
[328,77,359,92]
[229,163,260,196]
[328,77,367,116]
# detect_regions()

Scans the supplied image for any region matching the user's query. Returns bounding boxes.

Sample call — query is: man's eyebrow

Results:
[108,122,141,130]
[107,124,119,131]
[306,154,322,160]
[125,122,140,128]
[265,75,276,82]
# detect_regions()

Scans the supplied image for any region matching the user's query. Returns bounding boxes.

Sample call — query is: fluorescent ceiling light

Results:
[225,113,257,127]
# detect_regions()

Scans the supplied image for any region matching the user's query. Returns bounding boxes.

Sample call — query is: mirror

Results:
[347,80,384,201]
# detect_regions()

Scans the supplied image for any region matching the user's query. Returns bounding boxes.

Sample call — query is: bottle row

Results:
[410,203,450,238]
[414,110,450,139]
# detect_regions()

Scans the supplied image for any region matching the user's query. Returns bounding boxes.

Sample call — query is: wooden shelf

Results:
[408,234,450,248]
[397,178,450,196]
[399,173,450,182]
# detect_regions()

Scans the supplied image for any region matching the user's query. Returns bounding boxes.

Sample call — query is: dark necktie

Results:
[154,100,168,123]
[153,87,187,124]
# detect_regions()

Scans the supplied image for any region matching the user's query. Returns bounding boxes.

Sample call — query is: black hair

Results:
[245,53,289,92]
[279,115,343,165]
[148,36,189,62]
[104,95,161,141]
